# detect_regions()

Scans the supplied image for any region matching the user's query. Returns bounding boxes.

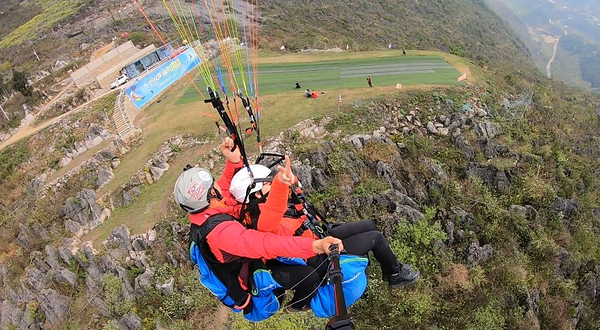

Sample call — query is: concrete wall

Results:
[70,41,140,88]
[96,45,157,90]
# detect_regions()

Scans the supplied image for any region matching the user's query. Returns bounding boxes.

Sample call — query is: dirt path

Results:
[0,88,118,151]
[546,37,560,79]
[91,42,115,60]
[30,80,75,120]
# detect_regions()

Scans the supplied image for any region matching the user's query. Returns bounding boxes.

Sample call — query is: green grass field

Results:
[176,54,462,105]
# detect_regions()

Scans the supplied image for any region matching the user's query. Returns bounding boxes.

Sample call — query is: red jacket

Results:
[257,173,317,239]
[218,159,244,206]
[189,164,316,263]
[189,207,316,263]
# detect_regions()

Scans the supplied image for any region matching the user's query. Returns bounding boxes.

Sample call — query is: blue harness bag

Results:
[310,254,369,318]
[188,214,283,322]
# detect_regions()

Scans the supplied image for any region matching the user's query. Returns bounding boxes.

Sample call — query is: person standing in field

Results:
[367,76,373,87]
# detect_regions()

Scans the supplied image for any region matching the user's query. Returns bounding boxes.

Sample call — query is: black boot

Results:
[387,264,420,289]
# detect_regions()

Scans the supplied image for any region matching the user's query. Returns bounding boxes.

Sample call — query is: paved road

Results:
[547,37,561,79]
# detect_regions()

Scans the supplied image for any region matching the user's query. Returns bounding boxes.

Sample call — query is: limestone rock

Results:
[347,134,371,149]
[467,242,494,265]
[16,223,37,250]
[112,157,121,169]
[551,197,579,219]
[583,267,600,302]
[0,300,24,330]
[61,189,103,234]
[474,121,503,139]
[135,268,155,294]
[129,250,149,268]
[97,166,115,188]
[426,121,438,134]
[26,267,50,291]
[466,163,511,193]
[510,205,537,220]
[166,252,179,268]
[132,237,148,252]
[119,313,142,330]
[484,140,510,159]
[453,134,475,160]
[0,263,6,287]
[45,245,62,270]
[149,160,169,182]
[157,276,175,295]
[105,225,132,252]
[571,300,584,329]
[420,157,449,181]
[65,219,83,237]
[39,289,70,325]
[30,173,48,195]
[557,248,581,279]
[526,289,540,318]
[54,267,77,286]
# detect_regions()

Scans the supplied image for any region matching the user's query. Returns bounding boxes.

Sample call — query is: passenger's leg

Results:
[340,230,400,275]
[266,260,321,309]
[328,219,378,239]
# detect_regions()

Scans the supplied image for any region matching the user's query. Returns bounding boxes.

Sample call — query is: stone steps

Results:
[112,90,136,139]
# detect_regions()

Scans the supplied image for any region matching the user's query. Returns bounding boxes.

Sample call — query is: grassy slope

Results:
[0,1,85,49]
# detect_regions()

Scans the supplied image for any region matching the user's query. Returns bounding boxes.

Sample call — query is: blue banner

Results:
[126,47,201,109]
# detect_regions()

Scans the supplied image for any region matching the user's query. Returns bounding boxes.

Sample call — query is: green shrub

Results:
[180,270,218,311]
[129,31,147,46]
[390,208,448,273]
[103,273,132,315]
[160,292,192,319]
[465,300,505,330]
[101,320,119,330]
[353,177,388,196]
[229,310,325,330]
[0,139,30,184]
[527,229,558,262]
[392,291,435,325]
[154,264,176,284]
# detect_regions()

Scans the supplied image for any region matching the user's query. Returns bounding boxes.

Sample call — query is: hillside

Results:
[1,0,600,329]
[1,59,599,329]
[259,0,532,66]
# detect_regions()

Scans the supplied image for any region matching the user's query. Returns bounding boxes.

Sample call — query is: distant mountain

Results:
[486,0,600,89]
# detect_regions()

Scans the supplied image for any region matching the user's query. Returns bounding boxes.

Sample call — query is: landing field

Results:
[176,52,462,104]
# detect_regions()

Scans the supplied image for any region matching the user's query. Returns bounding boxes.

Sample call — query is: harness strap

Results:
[189,213,251,308]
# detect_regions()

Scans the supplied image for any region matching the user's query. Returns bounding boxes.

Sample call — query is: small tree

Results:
[129,31,147,46]
[11,70,31,97]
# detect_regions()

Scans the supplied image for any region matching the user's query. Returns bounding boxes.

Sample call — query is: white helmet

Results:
[230,165,272,203]
[173,167,214,213]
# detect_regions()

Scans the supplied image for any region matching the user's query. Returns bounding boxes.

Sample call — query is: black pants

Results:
[267,260,321,309]
[269,220,400,308]
[329,219,400,275]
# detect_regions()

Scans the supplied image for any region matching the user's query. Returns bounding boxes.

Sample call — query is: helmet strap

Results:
[207,181,222,201]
